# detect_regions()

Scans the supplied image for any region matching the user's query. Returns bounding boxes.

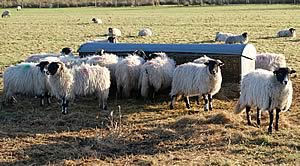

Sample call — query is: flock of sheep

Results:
[1,7,297,134]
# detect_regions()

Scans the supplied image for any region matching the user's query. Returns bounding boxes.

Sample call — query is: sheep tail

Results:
[234,99,245,114]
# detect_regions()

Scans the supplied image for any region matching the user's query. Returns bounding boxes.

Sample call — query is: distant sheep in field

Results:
[277,28,296,37]
[235,68,296,134]
[3,62,51,106]
[170,58,224,111]
[255,53,286,71]
[138,52,175,100]
[115,50,147,98]
[17,6,22,11]
[108,27,122,37]
[46,62,111,114]
[2,10,11,18]
[93,36,118,43]
[215,32,233,42]
[92,17,102,24]
[138,28,152,37]
[225,32,248,44]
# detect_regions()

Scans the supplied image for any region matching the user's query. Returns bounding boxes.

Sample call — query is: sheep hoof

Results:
[170,104,174,110]
[247,122,252,126]
[204,108,208,112]
[267,128,273,134]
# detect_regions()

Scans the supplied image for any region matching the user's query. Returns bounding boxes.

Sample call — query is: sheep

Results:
[3,61,51,106]
[17,6,22,11]
[115,50,147,98]
[25,47,74,63]
[255,53,286,71]
[193,55,215,64]
[235,68,296,134]
[92,17,102,24]
[277,28,296,37]
[215,32,233,42]
[2,10,11,18]
[138,28,152,37]
[108,27,122,37]
[93,36,118,43]
[225,32,248,44]
[138,52,175,100]
[170,59,224,111]
[46,62,111,114]
[86,52,122,86]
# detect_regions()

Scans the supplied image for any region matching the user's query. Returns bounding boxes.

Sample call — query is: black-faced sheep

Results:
[108,27,122,37]
[235,68,296,134]
[215,32,233,42]
[225,32,248,44]
[277,28,296,37]
[2,10,10,18]
[138,28,152,37]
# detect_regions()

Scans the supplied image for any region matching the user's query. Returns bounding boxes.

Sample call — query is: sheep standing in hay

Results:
[2,10,11,18]
[235,68,296,134]
[138,52,175,100]
[215,32,233,42]
[108,27,122,37]
[277,28,296,38]
[17,6,22,11]
[170,58,224,111]
[225,32,248,44]
[46,62,111,114]
[92,17,102,24]
[138,28,152,37]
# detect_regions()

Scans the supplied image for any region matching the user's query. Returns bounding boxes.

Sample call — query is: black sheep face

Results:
[108,36,117,43]
[46,62,61,76]
[204,60,224,75]
[289,28,296,34]
[242,32,248,38]
[61,47,72,55]
[273,67,296,85]
[36,61,50,73]
[108,27,113,33]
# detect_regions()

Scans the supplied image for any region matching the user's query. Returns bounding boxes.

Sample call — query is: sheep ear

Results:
[273,70,278,75]
[218,62,224,67]
[204,62,210,66]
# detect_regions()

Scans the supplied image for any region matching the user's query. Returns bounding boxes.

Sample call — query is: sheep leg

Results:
[257,107,261,127]
[196,96,200,105]
[208,94,213,111]
[46,92,51,105]
[184,96,191,109]
[170,95,176,109]
[203,94,209,112]
[246,106,252,125]
[268,109,274,134]
[40,95,45,106]
[61,97,69,115]
[275,109,281,131]
[149,85,155,102]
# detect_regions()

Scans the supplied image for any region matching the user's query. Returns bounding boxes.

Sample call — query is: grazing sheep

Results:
[215,32,233,42]
[108,27,122,37]
[3,62,51,106]
[46,62,111,114]
[225,32,248,44]
[92,17,102,24]
[93,36,118,43]
[170,59,224,111]
[235,68,296,134]
[277,28,296,37]
[17,6,22,11]
[2,10,11,18]
[115,51,147,98]
[138,52,175,100]
[25,47,74,63]
[138,28,152,37]
[255,53,286,71]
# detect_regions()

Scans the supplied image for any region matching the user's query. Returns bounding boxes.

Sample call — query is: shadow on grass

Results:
[257,36,278,40]
[191,40,216,44]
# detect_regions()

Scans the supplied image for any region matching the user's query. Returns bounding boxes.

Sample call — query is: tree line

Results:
[0,0,299,8]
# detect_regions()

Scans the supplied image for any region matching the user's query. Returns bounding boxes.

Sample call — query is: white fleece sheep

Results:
[17,6,22,11]
[170,59,223,111]
[86,53,122,85]
[46,62,111,114]
[255,53,286,71]
[2,10,10,18]
[215,32,233,42]
[277,28,296,37]
[225,32,248,44]
[3,62,51,106]
[235,68,295,133]
[92,17,102,24]
[138,52,175,99]
[25,48,74,63]
[115,54,145,98]
[138,28,152,37]
[108,27,122,37]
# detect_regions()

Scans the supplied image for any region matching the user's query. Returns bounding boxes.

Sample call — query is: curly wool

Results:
[255,53,286,71]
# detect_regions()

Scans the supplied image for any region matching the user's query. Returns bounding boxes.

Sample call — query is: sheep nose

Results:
[46,71,50,75]
[283,81,288,85]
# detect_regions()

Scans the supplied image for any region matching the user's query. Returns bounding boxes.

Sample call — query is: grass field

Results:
[0,4,300,165]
